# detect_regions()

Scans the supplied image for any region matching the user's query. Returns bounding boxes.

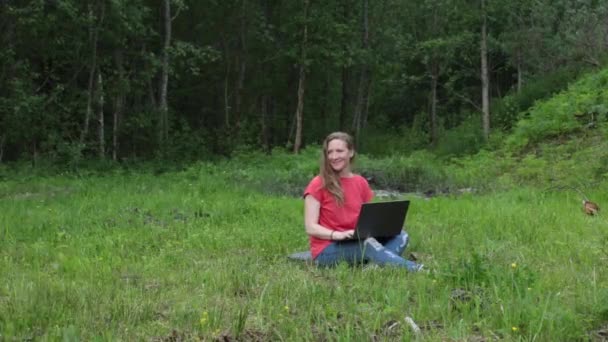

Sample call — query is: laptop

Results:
[352,200,410,240]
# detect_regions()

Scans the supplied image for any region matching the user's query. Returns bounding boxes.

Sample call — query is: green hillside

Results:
[358,67,608,194]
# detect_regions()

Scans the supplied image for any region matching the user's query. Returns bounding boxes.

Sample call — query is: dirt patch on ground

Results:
[152,329,271,342]
[213,329,270,342]
[590,324,608,341]
[151,330,189,342]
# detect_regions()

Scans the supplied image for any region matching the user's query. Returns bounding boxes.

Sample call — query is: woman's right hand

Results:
[332,230,355,241]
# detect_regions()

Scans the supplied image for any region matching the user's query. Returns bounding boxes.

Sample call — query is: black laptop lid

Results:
[354,200,410,239]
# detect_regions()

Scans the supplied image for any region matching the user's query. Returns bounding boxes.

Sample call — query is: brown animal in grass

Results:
[583,200,600,216]
[545,185,599,216]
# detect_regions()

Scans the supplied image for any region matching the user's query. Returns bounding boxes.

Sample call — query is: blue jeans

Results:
[315,231,422,272]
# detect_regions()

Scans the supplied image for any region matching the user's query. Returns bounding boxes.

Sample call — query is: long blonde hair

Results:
[320,132,355,205]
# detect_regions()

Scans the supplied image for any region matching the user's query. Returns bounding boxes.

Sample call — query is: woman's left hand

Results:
[333,230,355,240]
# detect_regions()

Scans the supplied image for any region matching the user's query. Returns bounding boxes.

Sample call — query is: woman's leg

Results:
[362,237,422,272]
[315,241,366,267]
[378,231,409,256]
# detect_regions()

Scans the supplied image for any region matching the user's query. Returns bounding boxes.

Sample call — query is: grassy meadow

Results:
[1,157,607,341]
[4,30,608,342]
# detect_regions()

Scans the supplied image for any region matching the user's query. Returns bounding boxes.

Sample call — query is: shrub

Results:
[506,68,608,152]
[446,149,513,190]
[358,151,449,192]
[360,120,428,157]
[493,66,582,130]
[434,115,485,157]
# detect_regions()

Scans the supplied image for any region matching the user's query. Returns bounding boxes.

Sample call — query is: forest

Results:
[2,0,608,163]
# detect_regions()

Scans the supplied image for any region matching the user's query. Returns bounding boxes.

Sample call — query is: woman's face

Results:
[326,138,353,174]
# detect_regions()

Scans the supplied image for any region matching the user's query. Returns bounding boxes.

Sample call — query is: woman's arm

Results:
[304,195,353,240]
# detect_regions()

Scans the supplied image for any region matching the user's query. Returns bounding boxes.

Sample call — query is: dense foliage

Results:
[2,0,608,162]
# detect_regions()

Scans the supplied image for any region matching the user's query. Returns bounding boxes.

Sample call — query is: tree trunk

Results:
[224,73,230,127]
[0,134,5,163]
[260,95,270,153]
[1,4,15,86]
[112,50,125,161]
[234,56,246,135]
[352,0,371,143]
[80,2,104,145]
[293,0,309,154]
[339,3,352,131]
[360,68,372,139]
[1,6,12,163]
[481,0,490,140]
[517,49,523,93]
[286,70,297,147]
[352,68,370,141]
[112,95,122,161]
[97,72,105,158]
[234,0,247,136]
[147,77,157,109]
[293,65,307,154]
[32,140,38,168]
[286,112,296,148]
[142,44,157,109]
[80,10,96,145]
[429,71,438,146]
[363,78,372,129]
[159,0,171,143]
[360,0,372,135]
[320,73,330,130]
[340,67,350,131]
[427,7,440,146]
[218,31,232,129]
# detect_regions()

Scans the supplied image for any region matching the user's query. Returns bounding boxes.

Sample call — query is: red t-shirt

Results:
[303,175,374,258]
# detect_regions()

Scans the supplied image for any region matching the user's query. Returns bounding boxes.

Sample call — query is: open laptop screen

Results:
[353,200,410,239]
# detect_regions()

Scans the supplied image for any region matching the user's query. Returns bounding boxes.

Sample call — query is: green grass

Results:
[1,165,607,341]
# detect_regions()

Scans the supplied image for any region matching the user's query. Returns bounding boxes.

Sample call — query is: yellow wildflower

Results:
[200,311,209,326]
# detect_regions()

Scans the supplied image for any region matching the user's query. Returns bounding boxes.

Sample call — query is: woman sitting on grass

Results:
[303,131,423,272]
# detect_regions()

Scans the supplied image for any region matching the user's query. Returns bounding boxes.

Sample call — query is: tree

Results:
[96,72,105,158]
[2,0,607,162]
[416,0,467,145]
[80,1,105,146]
[480,0,490,140]
[559,0,608,68]
[111,49,125,161]
[158,0,172,144]
[351,0,371,144]
[293,0,309,154]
